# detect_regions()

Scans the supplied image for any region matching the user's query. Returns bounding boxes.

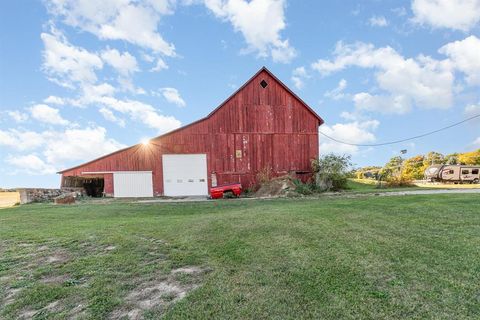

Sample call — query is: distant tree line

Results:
[354,149,480,183]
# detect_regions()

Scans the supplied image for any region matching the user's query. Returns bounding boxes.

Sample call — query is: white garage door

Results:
[113,171,153,198]
[162,154,208,196]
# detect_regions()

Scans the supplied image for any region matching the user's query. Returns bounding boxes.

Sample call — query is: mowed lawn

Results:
[1,195,479,319]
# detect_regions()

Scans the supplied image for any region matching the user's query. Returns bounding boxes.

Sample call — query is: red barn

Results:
[58,67,324,197]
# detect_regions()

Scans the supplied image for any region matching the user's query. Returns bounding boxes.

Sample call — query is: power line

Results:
[319,113,480,147]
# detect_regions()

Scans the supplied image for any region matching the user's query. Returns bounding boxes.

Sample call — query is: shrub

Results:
[385,176,414,187]
[311,154,352,191]
[292,179,315,195]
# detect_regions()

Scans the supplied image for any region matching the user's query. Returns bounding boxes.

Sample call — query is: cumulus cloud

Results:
[45,0,176,56]
[101,48,139,76]
[6,154,56,175]
[7,111,28,123]
[44,95,65,105]
[41,30,103,88]
[96,96,182,132]
[464,103,480,115]
[158,87,186,107]
[319,120,379,154]
[353,92,411,114]
[30,104,70,126]
[411,0,480,31]
[369,15,388,27]
[439,35,480,85]
[43,126,126,164]
[324,79,348,100]
[204,0,296,63]
[311,41,454,113]
[99,107,126,127]
[1,127,126,174]
[291,66,309,89]
[0,129,47,151]
[150,58,169,72]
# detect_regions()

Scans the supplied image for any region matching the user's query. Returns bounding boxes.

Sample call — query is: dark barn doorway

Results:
[82,178,104,197]
[62,176,105,197]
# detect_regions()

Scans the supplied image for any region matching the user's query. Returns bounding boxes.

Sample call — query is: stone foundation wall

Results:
[14,188,85,204]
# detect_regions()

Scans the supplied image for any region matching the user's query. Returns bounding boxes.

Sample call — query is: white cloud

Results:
[150,58,169,72]
[464,103,480,116]
[0,127,126,173]
[439,35,480,85]
[101,48,139,76]
[312,41,454,113]
[117,77,146,94]
[46,0,176,56]
[353,92,411,114]
[319,120,379,154]
[158,87,186,107]
[96,96,182,132]
[204,0,296,63]
[43,126,126,164]
[82,83,116,99]
[339,111,359,121]
[324,79,348,100]
[41,31,103,88]
[141,52,155,63]
[369,15,388,27]
[0,129,47,151]
[99,107,126,127]
[6,154,56,175]
[411,0,480,31]
[464,103,480,125]
[44,95,65,105]
[7,111,28,123]
[30,104,70,126]
[291,66,309,89]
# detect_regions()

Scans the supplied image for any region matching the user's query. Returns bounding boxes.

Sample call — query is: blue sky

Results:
[1,0,480,188]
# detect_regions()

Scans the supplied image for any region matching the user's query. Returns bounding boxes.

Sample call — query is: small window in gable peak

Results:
[260,80,268,88]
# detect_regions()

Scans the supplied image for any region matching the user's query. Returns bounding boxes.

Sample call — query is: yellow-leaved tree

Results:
[458,149,480,165]
[401,155,426,180]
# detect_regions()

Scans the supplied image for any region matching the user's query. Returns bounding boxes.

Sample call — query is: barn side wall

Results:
[61,70,320,196]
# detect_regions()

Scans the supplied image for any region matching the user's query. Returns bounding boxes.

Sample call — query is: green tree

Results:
[311,154,352,191]
[444,153,459,165]
[423,151,444,166]
[380,156,403,180]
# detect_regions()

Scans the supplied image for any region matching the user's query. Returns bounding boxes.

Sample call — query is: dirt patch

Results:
[46,250,70,264]
[254,175,297,197]
[69,303,87,319]
[171,266,205,274]
[19,300,62,319]
[40,274,70,284]
[110,266,209,319]
[2,287,22,306]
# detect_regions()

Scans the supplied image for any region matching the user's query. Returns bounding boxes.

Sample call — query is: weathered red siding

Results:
[59,68,323,195]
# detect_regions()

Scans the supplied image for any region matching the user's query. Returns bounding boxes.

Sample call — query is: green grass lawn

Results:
[1,195,480,319]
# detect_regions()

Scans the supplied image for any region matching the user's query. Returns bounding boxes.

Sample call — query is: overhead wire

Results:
[319,113,480,147]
